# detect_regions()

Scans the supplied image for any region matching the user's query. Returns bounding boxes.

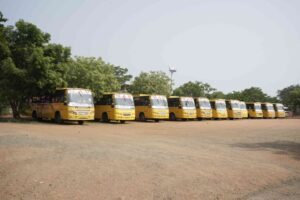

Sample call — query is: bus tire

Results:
[170,113,176,121]
[32,111,37,120]
[102,113,109,123]
[78,121,84,125]
[120,120,125,124]
[55,112,62,124]
[139,113,146,122]
[154,119,160,122]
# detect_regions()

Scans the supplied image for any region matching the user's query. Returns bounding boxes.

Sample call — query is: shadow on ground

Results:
[232,141,300,160]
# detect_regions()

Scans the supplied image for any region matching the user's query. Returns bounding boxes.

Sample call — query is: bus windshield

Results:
[231,102,240,109]
[267,105,274,111]
[216,102,226,110]
[181,98,195,108]
[67,90,93,106]
[255,104,262,111]
[199,100,211,109]
[114,94,134,108]
[151,96,168,108]
[240,103,246,110]
[276,105,284,111]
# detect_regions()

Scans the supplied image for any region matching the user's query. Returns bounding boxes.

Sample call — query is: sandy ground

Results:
[0,119,300,200]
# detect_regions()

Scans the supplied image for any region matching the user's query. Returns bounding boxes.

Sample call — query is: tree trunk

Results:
[10,100,21,119]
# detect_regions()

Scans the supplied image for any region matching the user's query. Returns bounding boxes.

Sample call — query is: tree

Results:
[209,91,226,99]
[226,91,242,100]
[225,87,277,102]
[128,71,171,96]
[66,57,121,100]
[173,81,216,97]
[0,19,70,118]
[278,84,300,112]
[113,66,132,88]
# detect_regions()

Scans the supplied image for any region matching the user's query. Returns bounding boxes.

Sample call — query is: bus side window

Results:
[99,95,112,105]
[168,99,179,107]
[53,90,64,103]
[143,97,149,106]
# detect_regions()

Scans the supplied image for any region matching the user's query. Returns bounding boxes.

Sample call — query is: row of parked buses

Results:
[31,88,286,124]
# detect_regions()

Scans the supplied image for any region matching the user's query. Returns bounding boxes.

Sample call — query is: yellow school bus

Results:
[273,103,285,118]
[210,99,228,119]
[95,93,135,123]
[194,97,212,120]
[134,94,169,122]
[167,96,196,120]
[31,88,94,125]
[261,102,275,118]
[239,101,248,118]
[225,100,242,119]
[246,102,263,118]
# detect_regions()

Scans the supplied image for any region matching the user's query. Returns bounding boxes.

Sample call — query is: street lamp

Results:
[169,66,177,93]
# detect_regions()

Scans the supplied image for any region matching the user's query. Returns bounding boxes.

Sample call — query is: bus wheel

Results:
[78,121,84,125]
[120,120,125,124]
[102,113,109,123]
[198,118,203,121]
[154,119,160,122]
[55,112,62,124]
[139,113,146,122]
[170,113,176,121]
[32,111,37,120]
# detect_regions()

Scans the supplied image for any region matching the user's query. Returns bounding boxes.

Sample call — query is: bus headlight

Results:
[68,111,77,115]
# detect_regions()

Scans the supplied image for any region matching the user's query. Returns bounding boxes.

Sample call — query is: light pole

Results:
[169,66,177,93]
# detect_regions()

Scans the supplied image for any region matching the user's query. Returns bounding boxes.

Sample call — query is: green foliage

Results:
[0,18,70,118]
[238,87,267,102]
[113,66,132,87]
[278,84,300,112]
[66,57,121,100]
[173,81,216,97]
[225,87,277,102]
[209,91,226,99]
[128,71,171,96]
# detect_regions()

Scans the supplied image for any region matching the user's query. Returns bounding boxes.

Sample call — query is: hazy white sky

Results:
[1,0,299,96]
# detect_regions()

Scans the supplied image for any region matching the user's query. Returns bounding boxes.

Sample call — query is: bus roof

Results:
[210,99,226,101]
[168,96,193,99]
[103,92,133,95]
[56,88,91,91]
[134,94,166,97]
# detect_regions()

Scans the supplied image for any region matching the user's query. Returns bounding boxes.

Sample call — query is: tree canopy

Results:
[128,71,171,96]
[66,57,121,100]
[278,84,300,112]
[0,19,70,118]
[173,81,216,97]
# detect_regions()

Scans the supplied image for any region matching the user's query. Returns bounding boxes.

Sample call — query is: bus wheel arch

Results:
[55,111,62,124]
[170,113,176,121]
[139,112,146,121]
[32,111,37,120]
[102,112,109,123]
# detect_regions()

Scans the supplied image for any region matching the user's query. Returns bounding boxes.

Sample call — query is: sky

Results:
[1,0,299,96]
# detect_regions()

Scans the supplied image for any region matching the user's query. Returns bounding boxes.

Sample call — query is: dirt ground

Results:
[0,119,300,200]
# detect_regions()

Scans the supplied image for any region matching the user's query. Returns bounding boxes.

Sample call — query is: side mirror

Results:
[64,101,68,105]
[148,104,151,108]
[178,105,182,109]
[111,103,115,108]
